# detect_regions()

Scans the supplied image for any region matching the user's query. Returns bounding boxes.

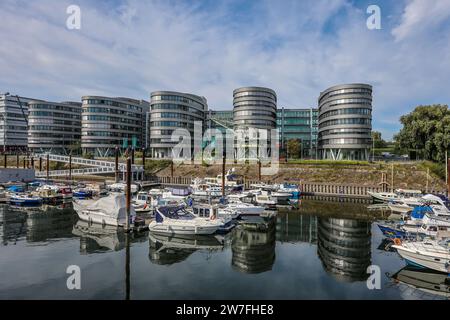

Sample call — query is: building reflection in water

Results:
[1,204,76,245]
[276,212,317,244]
[317,217,371,282]
[231,218,276,274]
[149,233,225,265]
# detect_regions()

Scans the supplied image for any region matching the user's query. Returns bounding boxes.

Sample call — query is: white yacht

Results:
[149,206,223,235]
[392,238,450,273]
[73,193,136,227]
[368,189,422,203]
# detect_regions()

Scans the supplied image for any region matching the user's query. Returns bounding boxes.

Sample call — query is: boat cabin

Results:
[192,204,219,219]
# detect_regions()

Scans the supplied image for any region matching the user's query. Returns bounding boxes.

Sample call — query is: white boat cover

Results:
[75,193,136,219]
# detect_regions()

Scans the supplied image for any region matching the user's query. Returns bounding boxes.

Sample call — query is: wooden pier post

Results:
[69,154,72,181]
[46,153,49,181]
[23,157,26,169]
[222,155,226,198]
[3,154,6,168]
[115,146,119,183]
[125,157,132,232]
[16,154,19,168]
[131,148,135,165]
[31,156,34,169]
[39,157,42,172]
[258,160,261,182]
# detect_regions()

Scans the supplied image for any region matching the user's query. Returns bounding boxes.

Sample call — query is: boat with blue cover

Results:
[9,194,43,206]
[73,189,93,199]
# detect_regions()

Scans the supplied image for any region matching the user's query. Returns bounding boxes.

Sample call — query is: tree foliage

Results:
[371,131,387,148]
[286,139,301,159]
[394,104,450,162]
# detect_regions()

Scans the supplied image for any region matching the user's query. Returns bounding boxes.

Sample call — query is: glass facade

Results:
[277,107,318,158]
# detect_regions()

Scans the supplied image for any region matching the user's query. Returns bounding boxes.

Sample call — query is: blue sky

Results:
[1,0,450,140]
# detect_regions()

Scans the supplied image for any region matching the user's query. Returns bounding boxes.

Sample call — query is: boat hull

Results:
[394,246,450,274]
[149,222,220,235]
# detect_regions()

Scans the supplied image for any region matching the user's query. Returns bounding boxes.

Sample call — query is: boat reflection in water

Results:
[231,218,276,274]
[317,217,371,282]
[148,233,225,265]
[391,266,450,299]
[72,220,126,254]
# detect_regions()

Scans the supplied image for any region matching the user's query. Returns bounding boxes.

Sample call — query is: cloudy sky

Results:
[1,0,450,139]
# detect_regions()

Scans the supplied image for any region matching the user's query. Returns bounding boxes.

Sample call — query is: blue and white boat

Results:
[73,189,93,199]
[9,194,43,206]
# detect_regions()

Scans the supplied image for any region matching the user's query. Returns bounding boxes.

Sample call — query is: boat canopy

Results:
[157,206,195,220]
[83,194,136,219]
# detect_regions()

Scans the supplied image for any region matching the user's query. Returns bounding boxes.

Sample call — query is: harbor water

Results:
[0,199,448,300]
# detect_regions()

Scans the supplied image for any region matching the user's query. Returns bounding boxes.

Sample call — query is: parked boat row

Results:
[372,190,450,275]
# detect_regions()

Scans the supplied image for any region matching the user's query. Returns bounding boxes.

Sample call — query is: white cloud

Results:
[392,0,450,41]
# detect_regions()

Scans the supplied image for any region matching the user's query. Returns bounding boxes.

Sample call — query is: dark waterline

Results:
[0,200,448,300]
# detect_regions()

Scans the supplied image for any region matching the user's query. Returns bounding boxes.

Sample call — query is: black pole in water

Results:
[131,148,135,165]
[16,154,19,168]
[125,157,132,231]
[115,146,119,183]
[125,233,130,300]
[31,156,34,169]
[39,157,42,172]
[23,157,26,169]
[4,154,7,168]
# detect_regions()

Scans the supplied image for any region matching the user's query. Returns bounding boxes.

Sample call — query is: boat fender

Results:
[393,238,402,246]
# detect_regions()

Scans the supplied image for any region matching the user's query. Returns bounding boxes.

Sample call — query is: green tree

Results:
[372,131,387,148]
[286,139,301,159]
[394,104,450,162]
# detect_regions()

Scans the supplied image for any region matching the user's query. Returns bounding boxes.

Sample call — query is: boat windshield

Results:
[159,206,195,220]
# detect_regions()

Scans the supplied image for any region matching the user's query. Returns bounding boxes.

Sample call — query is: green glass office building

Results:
[277,107,318,158]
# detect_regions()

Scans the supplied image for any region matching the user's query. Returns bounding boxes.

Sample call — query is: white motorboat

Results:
[73,193,136,227]
[190,179,223,197]
[388,201,413,214]
[149,206,223,235]
[392,238,450,273]
[107,182,139,193]
[254,192,277,207]
[226,201,265,215]
[9,194,43,206]
[368,189,422,203]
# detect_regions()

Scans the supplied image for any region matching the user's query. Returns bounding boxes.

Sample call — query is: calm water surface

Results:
[0,200,448,300]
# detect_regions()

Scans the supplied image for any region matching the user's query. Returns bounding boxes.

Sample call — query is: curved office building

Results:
[28,101,82,154]
[81,96,148,157]
[317,218,371,282]
[149,91,207,159]
[233,87,277,130]
[318,84,372,160]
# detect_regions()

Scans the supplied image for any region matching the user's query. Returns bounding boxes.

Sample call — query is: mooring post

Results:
[39,157,42,172]
[222,154,226,198]
[391,163,394,193]
[69,154,72,181]
[31,156,34,169]
[46,153,49,181]
[16,154,19,168]
[4,154,7,168]
[258,160,261,182]
[131,148,135,165]
[23,157,26,169]
[142,147,146,168]
[115,146,119,183]
[125,157,132,232]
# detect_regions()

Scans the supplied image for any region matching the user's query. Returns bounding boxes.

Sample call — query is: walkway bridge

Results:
[33,153,144,180]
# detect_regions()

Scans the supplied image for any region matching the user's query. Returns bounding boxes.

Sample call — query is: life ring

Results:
[393,238,402,246]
